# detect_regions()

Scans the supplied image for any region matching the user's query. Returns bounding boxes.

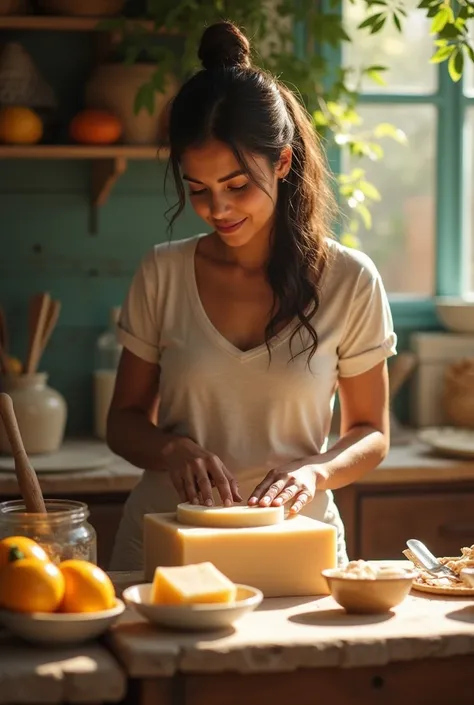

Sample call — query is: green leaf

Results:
[370,16,387,33]
[358,12,384,29]
[313,110,326,125]
[359,180,382,200]
[151,69,166,92]
[365,64,388,72]
[392,12,402,30]
[366,68,387,85]
[124,45,141,66]
[431,6,451,33]
[430,44,455,62]
[418,0,439,9]
[373,122,400,138]
[356,204,372,229]
[448,48,464,81]
[340,233,361,249]
[134,81,155,115]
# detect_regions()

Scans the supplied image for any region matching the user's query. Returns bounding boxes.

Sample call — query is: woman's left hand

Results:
[247,465,317,514]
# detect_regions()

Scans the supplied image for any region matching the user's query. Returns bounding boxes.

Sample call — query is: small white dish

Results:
[0,599,125,645]
[122,583,263,631]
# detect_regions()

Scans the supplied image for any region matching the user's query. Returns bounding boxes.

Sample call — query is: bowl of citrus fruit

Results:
[0,536,124,645]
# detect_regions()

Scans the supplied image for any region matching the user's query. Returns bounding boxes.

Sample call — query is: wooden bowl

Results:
[322,569,416,614]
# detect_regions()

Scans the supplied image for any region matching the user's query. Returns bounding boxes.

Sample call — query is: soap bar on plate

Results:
[151,562,237,605]
[144,513,337,597]
[176,502,284,528]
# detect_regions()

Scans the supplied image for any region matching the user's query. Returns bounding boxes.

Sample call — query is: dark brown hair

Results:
[167,21,337,362]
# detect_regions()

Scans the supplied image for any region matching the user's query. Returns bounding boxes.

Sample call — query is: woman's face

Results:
[180,139,291,250]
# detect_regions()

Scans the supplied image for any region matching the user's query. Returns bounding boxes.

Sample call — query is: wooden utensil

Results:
[32,298,61,374]
[25,292,51,374]
[0,393,46,513]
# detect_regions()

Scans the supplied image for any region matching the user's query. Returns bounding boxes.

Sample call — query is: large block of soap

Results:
[143,513,337,597]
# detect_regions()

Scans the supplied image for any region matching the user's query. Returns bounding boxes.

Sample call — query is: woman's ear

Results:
[275,145,292,180]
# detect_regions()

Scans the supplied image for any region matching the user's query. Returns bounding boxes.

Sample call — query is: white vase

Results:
[0,373,67,455]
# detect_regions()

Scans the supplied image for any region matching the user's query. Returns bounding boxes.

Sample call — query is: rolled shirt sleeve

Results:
[337,257,397,378]
[117,248,162,364]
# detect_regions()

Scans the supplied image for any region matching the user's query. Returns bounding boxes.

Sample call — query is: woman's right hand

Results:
[163,437,242,507]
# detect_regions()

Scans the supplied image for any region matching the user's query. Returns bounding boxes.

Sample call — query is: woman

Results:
[107,21,397,571]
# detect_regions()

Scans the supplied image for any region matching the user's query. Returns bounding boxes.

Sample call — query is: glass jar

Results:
[0,499,97,564]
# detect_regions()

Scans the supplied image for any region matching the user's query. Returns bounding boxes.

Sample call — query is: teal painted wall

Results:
[0,159,202,435]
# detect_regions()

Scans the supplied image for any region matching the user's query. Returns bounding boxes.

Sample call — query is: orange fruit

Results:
[59,560,116,613]
[69,109,122,145]
[0,106,43,145]
[0,536,49,569]
[0,558,64,613]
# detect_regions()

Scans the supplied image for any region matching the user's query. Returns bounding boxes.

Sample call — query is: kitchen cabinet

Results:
[335,481,474,560]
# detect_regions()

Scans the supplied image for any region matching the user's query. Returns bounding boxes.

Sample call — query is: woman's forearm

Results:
[292,425,389,492]
[106,408,183,472]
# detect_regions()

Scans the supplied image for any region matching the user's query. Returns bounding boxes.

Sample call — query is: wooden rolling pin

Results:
[0,393,46,513]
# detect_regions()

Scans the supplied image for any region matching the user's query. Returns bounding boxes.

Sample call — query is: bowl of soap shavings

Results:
[403,545,474,596]
[322,560,417,614]
[123,583,263,631]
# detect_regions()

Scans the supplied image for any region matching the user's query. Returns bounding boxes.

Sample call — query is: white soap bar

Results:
[144,512,337,597]
[176,502,284,528]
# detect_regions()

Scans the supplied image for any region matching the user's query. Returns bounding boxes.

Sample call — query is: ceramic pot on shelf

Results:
[85,62,178,146]
[0,373,67,455]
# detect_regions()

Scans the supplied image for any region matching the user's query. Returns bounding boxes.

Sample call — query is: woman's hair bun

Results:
[198,21,251,71]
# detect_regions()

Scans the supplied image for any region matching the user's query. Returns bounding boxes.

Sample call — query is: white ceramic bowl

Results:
[435,297,474,334]
[0,599,125,645]
[123,583,263,631]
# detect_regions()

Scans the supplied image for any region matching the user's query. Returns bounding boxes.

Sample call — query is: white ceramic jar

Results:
[0,373,67,455]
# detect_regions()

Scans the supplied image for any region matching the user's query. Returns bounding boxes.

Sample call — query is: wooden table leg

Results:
[180,654,473,705]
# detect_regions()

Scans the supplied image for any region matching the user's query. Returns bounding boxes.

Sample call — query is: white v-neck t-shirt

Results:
[109,235,397,570]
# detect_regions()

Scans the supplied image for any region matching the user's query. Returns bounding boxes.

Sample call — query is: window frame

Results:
[317,6,472,331]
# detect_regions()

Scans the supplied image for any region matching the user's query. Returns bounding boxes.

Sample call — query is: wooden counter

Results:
[0,436,473,498]
[107,569,474,705]
[0,630,126,704]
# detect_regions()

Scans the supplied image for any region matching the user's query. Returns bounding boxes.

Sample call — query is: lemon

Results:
[0,106,43,145]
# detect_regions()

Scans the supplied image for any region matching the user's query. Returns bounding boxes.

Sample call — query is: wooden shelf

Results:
[0,144,170,233]
[0,144,169,159]
[0,15,160,32]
